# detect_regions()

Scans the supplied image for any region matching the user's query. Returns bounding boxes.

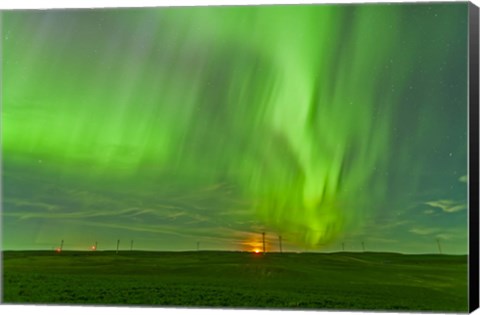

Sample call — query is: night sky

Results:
[2,3,469,253]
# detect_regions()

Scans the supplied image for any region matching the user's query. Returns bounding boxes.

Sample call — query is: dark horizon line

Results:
[0,249,468,256]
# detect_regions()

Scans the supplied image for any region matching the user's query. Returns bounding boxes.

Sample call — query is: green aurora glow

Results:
[2,3,469,253]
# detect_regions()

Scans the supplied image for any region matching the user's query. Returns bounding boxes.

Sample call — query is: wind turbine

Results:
[56,239,64,253]
[278,235,283,253]
[262,232,266,254]
[436,238,442,254]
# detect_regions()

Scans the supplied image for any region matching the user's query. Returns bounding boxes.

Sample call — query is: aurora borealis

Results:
[2,3,469,253]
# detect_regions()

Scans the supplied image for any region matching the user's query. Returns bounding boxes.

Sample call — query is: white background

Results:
[0,0,479,315]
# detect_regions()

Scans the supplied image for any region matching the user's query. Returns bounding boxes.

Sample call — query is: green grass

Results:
[2,250,468,311]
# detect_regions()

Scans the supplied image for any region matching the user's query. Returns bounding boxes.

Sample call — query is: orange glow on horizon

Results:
[241,238,264,252]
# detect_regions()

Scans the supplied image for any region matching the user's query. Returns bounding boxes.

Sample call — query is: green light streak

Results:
[2,4,468,250]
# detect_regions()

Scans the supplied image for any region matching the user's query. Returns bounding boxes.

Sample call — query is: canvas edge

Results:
[0,9,4,306]
[469,1,479,313]
[0,2,476,314]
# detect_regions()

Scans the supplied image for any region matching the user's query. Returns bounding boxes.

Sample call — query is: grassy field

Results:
[2,250,468,311]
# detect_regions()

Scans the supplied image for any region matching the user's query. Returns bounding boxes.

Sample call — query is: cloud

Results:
[435,233,453,240]
[459,175,468,183]
[423,209,435,215]
[4,198,62,212]
[425,199,466,213]
[364,237,399,244]
[409,227,439,235]
[4,207,156,220]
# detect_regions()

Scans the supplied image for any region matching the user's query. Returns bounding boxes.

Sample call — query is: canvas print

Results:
[1,2,476,312]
